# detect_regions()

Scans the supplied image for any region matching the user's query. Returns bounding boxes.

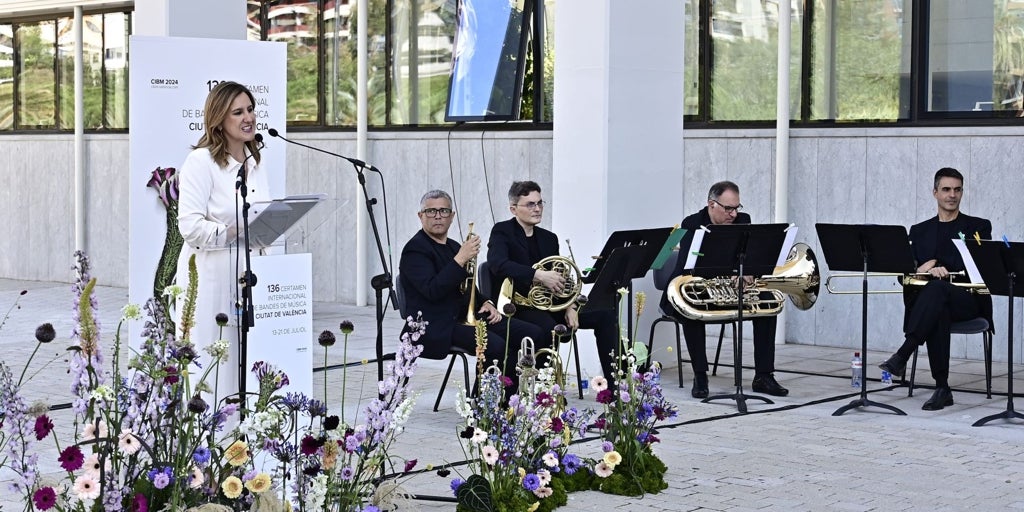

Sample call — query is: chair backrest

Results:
[652,250,680,291]
[477,260,494,300]
[395,273,408,318]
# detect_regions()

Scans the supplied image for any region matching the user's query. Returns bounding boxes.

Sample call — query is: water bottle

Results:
[850,352,862,388]
[881,368,893,385]
[580,369,591,396]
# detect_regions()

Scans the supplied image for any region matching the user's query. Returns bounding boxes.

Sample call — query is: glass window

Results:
[323,0,387,126]
[684,0,699,117]
[390,0,457,125]
[16,21,56,129]
[268,0,320,124]
[709,0,803,121]
[58,15,105,129]
[0,24,13,130]
[927,1,1024,113]
[808,0,911,121]
[104,12,129,129]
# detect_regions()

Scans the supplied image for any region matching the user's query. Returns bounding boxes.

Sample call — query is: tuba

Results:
[497,255,583,312]
[667,242,820,321]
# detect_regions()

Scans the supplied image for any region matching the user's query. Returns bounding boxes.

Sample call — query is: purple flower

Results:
[595,389,614,404]
[404,459,418,472]
[193,447,211,465]
[132,492,148,512]
[361,507,380,512]
[300,435,320,455]
[317,330,336,347]
[35,323,56,343]
[151,472,170,489]
[450,478,465,496]
[562,453,582,475]
[59,445,84,472]
[340,466,355,481]
[601,441,614,453]
[34,415,54,440]
[339,320,354,334]
[162,365,179,384]
[32,487,56,510]
[522,473,541,491]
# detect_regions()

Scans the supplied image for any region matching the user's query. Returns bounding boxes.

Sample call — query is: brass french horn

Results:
[497,255,583,312]
[667,242,820,321]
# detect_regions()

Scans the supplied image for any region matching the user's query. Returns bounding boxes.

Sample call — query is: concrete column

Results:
[552,0,685,375]
[135,0,247,39]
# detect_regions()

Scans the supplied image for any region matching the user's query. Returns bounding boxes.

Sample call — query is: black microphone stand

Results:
[235,155,257,418]
[266,130,398,383]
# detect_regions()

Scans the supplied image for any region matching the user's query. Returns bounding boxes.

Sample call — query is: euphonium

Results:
[462,222,480,325]
[497,255,583,312]
[667,242,820,321]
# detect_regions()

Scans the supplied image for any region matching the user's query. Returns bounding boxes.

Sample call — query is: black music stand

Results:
[583,228,674,283]
[691,223,789,413]
[965,240,1024,427]
[817,224,914,417]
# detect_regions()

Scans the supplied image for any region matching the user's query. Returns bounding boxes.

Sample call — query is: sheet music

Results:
[777,225,799,266]
[953,239,985,284]
[683,227,708,270]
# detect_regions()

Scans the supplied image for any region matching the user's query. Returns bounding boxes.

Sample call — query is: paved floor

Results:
[2,279,1023,511]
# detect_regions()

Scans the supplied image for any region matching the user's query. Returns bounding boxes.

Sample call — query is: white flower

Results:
[537,468,552,485]
[590,376,608,393]
[454,388,474,419]
[90,385,115,403]
[162,284,183,299]
[304,474,328,511]
[82,422,108,441]
[118,430,141,455]
[481,445,499,465]
[541,452,559,468]
[188,465,205,489]
[471,428,487,444]
[594,461,614,478]
[73,474,101,500]
[533,486,553,498]
[120,303,142,321]
[81,453,105,479]
[204,340,230,363]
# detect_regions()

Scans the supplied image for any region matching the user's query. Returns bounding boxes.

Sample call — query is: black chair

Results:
[646,250,736,388]
[479,261,584,398]
[906,317,993,398]
[394,274,473,412]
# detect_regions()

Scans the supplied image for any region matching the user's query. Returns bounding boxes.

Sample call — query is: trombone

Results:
[825,271,989,295]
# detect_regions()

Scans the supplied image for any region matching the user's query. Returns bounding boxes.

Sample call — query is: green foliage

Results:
[552,468,595,494]
[594,445,668,497]
[455,474,494,512]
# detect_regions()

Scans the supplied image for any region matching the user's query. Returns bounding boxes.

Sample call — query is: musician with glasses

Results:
[486,180,620,382]
[659,180,789,399]
[399,189,545,387]
[878,167,992,411]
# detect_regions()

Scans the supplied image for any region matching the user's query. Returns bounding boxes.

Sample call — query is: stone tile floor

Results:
[2,279,1023,511]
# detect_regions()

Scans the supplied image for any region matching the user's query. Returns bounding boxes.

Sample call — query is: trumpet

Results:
[462,222,480,325]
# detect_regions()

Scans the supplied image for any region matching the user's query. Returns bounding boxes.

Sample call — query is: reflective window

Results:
[0,24,13,130]
[58,15,105,129]
[709,0,804,121]
[323,0,387,126]
[17,21,57,129]
[104,12,129,129]
[390,0,457,124]
[268,0,320,124]
[684,0,699,116]
[808,0,910,121]
[927,1,1024,114]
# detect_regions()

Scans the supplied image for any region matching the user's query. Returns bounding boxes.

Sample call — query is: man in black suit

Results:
[486,181,620,383]
[399,189,545,388]
[659,180,789,399]
[879,167,992,411]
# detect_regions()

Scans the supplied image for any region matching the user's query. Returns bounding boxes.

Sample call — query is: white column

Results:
[553,0,685,374]
[775,0,791,344]
[135,0,247,39]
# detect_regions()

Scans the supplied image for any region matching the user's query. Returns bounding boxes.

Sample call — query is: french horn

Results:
[497,255,583,312]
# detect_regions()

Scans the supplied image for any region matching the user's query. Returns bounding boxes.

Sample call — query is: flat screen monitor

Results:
[445,0,531,122]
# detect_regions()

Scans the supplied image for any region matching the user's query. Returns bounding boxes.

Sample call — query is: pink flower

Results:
[32,487,56,510]
[533,486,553,498]
[481,445,499,465]
[595,389,614,404]
[594,461,614,478]
[34,415,54,440]
[59,445,84,472]
[590,376,608,392]
[73,474,101,500]
[119,430,142,455]
[81,422,107,441]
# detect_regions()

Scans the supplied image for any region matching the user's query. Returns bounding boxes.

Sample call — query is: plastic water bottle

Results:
[881,369,893,385]
[850,352,863,388]
[580,369,591,396]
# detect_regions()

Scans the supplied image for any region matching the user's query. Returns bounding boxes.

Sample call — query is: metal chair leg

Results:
[434,353,459,412]
[908,348,919,398]
[984,331,993,399]
[712,323,735,376]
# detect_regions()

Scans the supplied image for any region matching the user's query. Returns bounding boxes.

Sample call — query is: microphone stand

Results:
[266,130,398,383]
[235,142,261,418]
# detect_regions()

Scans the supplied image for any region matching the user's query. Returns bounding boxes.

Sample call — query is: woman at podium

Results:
[175,81,270,403]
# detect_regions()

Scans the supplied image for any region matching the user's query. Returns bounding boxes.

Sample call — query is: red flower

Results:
[550,416,564,433]
[163,366,179,384]
[131,492,149,512]
[404,459,418,472]
[32,487,56,510]
[595,389,614,404]
[34,415,54,440]
[592,417,607,429]
[59,445,84,472]
[300,435,320,455]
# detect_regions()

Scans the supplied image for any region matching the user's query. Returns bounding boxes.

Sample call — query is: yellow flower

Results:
[224,440,249,467]
[635,291,646,316]
[221,476,243,499]
[245,473,272,494]
[322,440,339,470]
[527,502,540,512]
[603,450,622,468]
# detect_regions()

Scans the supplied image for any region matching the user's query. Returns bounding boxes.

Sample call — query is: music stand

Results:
[816,224,914,417]
[691,223,789,413]
[583,228,674,283]
[965,240,1024,427]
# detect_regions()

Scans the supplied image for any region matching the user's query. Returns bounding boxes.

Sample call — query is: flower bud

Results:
[187,395,208,414]
[215,313,229,326]
[502,303,517,316]
[318,330,336,347]
[339,321,354,334]
[35,323,56,344]
[553,324,568,336]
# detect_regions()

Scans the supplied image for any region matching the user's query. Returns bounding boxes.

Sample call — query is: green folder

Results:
[650,227,688,270]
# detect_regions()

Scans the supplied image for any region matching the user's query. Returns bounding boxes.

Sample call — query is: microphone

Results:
[236,133,265,190]
[266,127,379,173]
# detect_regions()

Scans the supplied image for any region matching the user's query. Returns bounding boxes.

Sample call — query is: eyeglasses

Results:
[420,207,453,218]
[514,200,546,210]
[712,199,743,214]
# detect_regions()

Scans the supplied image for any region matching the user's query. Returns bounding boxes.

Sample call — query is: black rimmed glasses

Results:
[514,200,546,210]
[421,207,454,218]
[711,199,743,214]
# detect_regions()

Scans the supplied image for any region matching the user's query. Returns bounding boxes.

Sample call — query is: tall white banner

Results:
[127,36,309,395]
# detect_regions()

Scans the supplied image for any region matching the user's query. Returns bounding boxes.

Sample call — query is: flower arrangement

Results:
[146,166,183,305]
[585,290,677,496]
[451,332,595,512]
[0,251,422,511]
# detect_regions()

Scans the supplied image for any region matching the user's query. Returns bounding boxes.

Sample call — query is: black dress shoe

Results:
[751,373,789,397]
[922,387,954,411]
[691,372,709,399]
[878,354,908,378]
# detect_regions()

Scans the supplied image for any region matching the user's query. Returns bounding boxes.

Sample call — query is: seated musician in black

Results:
[399,189,545,389]
[659,180,789,399]
[486,180,620,383]
[879,167,992,411]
